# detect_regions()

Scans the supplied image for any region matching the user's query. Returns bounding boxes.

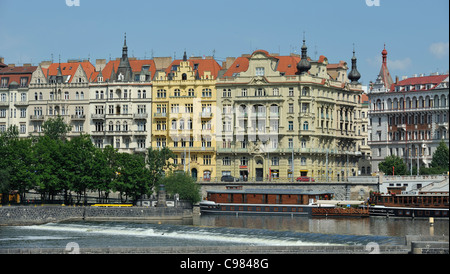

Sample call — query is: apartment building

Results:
[368,46,449,173]
[0,62,37,136]
[215,41,365,182]
[151,52,222,181]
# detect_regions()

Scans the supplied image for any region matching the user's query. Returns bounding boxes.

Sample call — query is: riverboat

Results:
[200,185,336,216]
[368,192,449,218]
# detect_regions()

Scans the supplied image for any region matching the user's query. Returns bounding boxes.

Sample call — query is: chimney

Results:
[95,59,106,71]
[0,57,4,64]
[395,76,399,84]
[8,64,15,68]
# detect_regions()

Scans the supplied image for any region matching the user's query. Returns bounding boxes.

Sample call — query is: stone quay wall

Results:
[0,206,193,226]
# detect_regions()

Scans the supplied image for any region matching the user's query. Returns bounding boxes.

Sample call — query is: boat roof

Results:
[206,188,333,195]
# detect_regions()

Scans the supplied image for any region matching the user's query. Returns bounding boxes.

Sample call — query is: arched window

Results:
[182,73,187,80]
[179,119,184,130]
[303,122,309,130]
[171,119,177,130]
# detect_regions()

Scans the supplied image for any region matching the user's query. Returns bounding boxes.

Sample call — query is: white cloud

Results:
[366,55,412,71]
[388,57,412,70]
[429,42,449,59]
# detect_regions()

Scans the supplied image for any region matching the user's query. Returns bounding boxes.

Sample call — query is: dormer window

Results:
[255,67,265,76]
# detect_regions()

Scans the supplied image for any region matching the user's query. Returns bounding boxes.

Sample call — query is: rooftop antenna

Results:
[314,45,318,60]
[212,49,216,59]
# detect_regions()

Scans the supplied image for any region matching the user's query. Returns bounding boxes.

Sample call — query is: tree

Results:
[113,153,151,204]
[430,140,449,173]
[146,147,176,192]
[42,116,72,141]
[0,125,34,203]
[158,172,201,204]
[378,155,407,176]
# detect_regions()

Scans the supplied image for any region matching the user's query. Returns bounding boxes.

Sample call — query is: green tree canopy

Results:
[158,171,201,204]
[430,140,449,172]
[42,116,72,141]
[379,155,407,176]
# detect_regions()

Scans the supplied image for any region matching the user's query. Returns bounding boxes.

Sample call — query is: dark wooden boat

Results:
[368,191,449,218]
[200,185,336,216]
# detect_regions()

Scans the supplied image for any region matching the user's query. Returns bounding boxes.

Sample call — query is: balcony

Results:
[134,130,148,136]
[153,113,167,118]
[30,115,45,121]
[134,113,149,119]
[200,112,213,118]
[91,114,105,120]
[14,101,29,106]
[171,147,215,152]
[71,114,86,120]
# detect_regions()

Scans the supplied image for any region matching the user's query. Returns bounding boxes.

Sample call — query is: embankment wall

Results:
[0,206,192,226]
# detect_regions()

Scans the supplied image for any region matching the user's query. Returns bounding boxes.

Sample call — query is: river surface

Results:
[0,215,448,250]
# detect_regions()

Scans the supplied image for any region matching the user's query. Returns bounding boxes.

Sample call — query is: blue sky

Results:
[0,0,448,85]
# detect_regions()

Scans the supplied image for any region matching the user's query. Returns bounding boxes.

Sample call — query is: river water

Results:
[0,215,448,250]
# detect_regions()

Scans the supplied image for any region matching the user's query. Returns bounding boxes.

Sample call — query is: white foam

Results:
[18,223,337,246]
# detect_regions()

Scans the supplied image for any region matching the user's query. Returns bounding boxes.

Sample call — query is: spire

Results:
[348,44,361,84]
[116,33,133,82]
[122,32,128,60]
[377,44,394,89]
[183,50,187,61]
[56,54,63,83]
[297,33,311,74]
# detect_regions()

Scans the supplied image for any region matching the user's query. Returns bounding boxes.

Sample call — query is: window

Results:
[241,88,247,96]
[240,157,248,166]
[303,122,309,130]
[288,138,293,148]
[288,121,294,131]
[203,155,212,165]
[223,157,231,166]
[289,103,294,113]
[255,67,265,76]
[271,157,279,166]
[301,157,307,165]
[289,88,294,97]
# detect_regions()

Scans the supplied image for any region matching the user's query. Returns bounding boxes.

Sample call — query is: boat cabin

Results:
[206,187,333,205]
[369,192,449,209]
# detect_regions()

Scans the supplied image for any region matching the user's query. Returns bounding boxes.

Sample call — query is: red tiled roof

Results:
[222,56,249,77]
[0,66,37,87]
[222,50,317,78]
[165,58,222,79]
[391,74,448,92]
[395,74,448,86]
[45,61,96,83]
[97,59,156,82]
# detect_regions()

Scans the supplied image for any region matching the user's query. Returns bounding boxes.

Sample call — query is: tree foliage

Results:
[0,119,178,205]
[430,140,449,172]
[158,172,201,204]
[378,155,407,175]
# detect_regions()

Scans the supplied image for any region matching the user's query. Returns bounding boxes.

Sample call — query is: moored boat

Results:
[368,191,449,218]
[201,185,345,216]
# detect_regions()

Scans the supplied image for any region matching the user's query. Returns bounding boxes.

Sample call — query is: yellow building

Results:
[151,52,221,181]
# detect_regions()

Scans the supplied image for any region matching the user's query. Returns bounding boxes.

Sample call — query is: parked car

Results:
[296,176,315,182]
[221,175,239,182]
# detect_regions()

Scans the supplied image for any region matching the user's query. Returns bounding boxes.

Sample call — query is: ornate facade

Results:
[151,52,221,180]
[215,42,365,182]
[368,47,449,173]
